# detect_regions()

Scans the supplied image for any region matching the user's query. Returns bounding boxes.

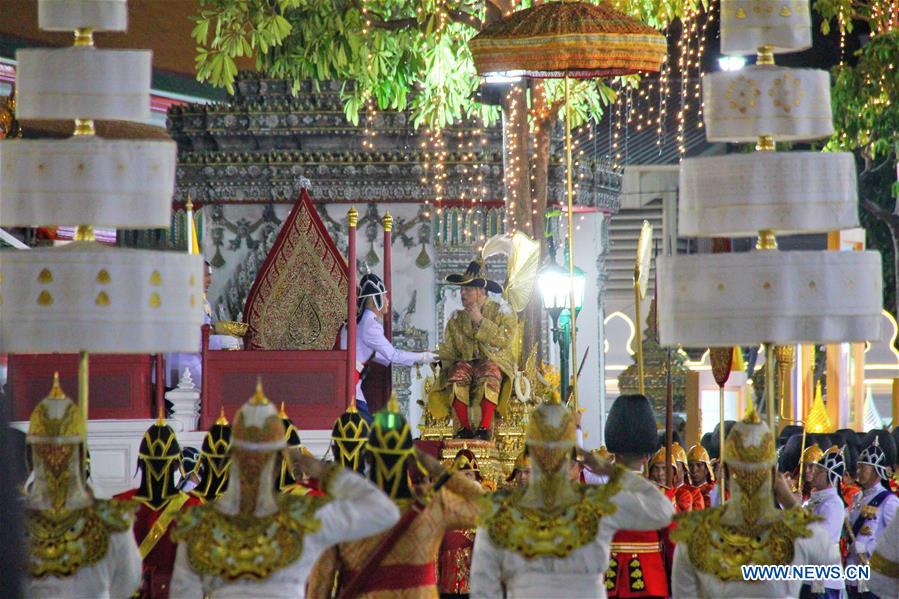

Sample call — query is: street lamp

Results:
[538,259,585,403]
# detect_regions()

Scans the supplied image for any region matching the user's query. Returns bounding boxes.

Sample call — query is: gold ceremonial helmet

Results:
[671,441,688,465]
[687,443,715,482]
[526,401,577,447]
[801,443,825,465]
[27,373,85,444]
[724,407,776,468]
[526,402,577,475]
[649,446,675,469]
[232,381,287,452]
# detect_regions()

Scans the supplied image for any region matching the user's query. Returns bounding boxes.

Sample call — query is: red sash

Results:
[349,563,437,592]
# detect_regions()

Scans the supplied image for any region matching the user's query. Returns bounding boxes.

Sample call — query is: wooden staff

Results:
[347,207,358,410]
[383,212,393,399]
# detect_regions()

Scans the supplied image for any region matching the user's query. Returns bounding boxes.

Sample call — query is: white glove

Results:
[419,351,439,364]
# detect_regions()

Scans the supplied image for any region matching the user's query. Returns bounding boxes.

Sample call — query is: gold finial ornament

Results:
[216,407,229,425]
[383,211,393,232]
[48,372,67,400]
[348,207,358,228]
[279,402,287,418]
[386,392,400,413]
[756,45,774,65]
[250,379,269,405]
[74,225,95,241]
[73,27,94,47]
[756,229,778,250]
[185,194,194,212]
[755,135,776,151]
[73,118,95,137]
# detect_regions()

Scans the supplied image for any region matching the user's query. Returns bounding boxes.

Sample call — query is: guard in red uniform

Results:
[648,445,696,513]
[687,443,715,509]
[114,418,203,599]
[604,394,671,599]
[437,448,482,599]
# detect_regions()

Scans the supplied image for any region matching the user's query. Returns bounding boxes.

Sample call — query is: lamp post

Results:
[538,252,585,406]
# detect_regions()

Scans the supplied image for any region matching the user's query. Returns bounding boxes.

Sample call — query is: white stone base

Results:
[11,419,333,496]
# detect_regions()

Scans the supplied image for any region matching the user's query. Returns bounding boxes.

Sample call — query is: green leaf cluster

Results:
[193,0,701,129]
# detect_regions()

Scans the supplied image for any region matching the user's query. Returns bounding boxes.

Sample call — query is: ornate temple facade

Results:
[164,71,622,433]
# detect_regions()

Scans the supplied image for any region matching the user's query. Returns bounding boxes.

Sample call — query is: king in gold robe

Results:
[429,259,518,440]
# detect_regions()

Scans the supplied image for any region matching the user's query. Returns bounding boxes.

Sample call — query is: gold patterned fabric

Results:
[244,190,348,350]
[871,550,899,579]
[307,473,483,599]
[671,505,819,581]
[478,466,624,559]
[430,300,518,419]
[172,493,329,581]
[26,499,134,578]
[469,2,667,78]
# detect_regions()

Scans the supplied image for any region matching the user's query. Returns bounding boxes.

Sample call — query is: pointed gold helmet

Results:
[231,381,286,452]
[27,373,85,445]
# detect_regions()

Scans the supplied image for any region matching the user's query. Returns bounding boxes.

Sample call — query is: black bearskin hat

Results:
[777,424,803,449]
[605,394,657,455]
[655,430,684,452]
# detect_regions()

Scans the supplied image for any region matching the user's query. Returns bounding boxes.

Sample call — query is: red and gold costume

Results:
[308,404,484,598]
[437,449,482,598]
[114,419,203,599]
[648,445,697,513]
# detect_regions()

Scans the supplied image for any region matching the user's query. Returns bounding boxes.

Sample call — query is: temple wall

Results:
[200,200,609,441]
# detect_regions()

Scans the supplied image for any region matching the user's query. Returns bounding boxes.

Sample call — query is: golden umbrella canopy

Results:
[469,1,667,78]
[468,1,667,414]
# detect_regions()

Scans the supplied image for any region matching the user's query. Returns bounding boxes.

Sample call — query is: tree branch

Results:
[859,154,896,180]
[861,196,897,224]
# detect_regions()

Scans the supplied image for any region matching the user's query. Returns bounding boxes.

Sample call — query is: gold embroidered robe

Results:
[307,472,483,599]
[428,300,518,419]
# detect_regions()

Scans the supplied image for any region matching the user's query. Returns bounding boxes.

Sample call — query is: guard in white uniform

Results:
[169,382,399,598]
[339,273,436,421]
[23,374,141,599]
[470,400,675,598]
[800,444,848,599]
[671,407,841,599]
[846,433,899,598]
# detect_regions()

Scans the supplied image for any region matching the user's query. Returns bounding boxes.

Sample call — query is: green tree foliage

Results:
[191,0,699,129]
[814,0,899,314]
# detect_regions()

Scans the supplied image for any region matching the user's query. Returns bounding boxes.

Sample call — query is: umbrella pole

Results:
[79,350,89,439]
[564,75,579,413]
[718,385,725,502]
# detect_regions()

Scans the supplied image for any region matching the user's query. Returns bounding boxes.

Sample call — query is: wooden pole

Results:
[347,207,358,410]
[383,212,393,342]
[665,347,673,488]
[564,75,579,413]
[78,350,89,435]
[383,211,393,400]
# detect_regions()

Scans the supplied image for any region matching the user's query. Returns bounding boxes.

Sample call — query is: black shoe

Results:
[474,427,491,441]
[457,428,474,439]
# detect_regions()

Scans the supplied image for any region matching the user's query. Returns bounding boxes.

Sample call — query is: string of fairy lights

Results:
[355,0,730,249]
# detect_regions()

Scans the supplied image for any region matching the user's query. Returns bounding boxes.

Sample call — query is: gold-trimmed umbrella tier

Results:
[469,1,667,78]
